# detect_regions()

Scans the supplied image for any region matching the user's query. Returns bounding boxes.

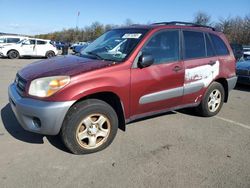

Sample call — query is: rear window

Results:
[37,40,46,45]
[210,34,229,56]
[7,38,20,43]
[183,31,206,59]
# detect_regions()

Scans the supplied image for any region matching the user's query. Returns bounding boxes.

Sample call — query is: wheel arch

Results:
[214,78,228,102]
[45,50,55,56]
[71,91,126,131]
[7,49,19,55]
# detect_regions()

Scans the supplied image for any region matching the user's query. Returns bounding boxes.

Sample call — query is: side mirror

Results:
[138,53,154,68]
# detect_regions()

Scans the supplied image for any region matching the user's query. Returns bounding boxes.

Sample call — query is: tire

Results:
[8,50,19,59]
[60,99,118,154]
[196,82,225,117]
[46,51,55,58]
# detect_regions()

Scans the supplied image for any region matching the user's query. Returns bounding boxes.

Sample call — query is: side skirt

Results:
[125,102,200,124]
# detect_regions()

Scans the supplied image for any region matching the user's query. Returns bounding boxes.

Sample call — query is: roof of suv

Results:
[119,21,220,33]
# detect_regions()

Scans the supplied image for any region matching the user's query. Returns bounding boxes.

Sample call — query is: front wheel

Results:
[196,82,225,117]
[8,50,19,59]
[60,99,118,154]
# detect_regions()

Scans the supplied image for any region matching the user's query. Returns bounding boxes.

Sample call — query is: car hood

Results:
[236,60,250,70]
[18,55,115,81]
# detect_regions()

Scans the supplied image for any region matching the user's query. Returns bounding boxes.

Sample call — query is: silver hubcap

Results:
[208,89,221,112]
[76,114,111,149]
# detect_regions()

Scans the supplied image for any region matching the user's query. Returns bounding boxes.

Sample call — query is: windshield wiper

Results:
[85,51,103,60]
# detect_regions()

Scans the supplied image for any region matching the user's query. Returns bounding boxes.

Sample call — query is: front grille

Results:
[236,69,249,76]
[15,74,27,95]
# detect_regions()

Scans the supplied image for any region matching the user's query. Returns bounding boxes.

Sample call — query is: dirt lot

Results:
[0,58,250,188]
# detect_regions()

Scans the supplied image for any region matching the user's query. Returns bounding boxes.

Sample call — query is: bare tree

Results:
[34,14,250,45]
[193,11,211,25]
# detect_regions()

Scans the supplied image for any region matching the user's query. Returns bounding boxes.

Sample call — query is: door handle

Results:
[208,61,216,66]
[172,66,182,72]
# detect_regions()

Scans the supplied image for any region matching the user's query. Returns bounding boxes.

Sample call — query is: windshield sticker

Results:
[122,33,142,39]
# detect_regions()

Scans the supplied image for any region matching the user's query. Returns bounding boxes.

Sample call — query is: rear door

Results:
[130,30,185,118]
[182,30,219,104]
[35,40,47,56]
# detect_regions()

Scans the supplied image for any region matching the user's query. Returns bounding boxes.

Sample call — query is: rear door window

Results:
[205,34,215,57]
[210,34,229,56]
[183,31,206,59]
[37,40,46,45]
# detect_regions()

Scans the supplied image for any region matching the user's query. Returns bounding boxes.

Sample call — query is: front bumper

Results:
[8,83,75,135]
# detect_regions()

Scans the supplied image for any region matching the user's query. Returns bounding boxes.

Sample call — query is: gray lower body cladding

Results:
[8,84,75,135]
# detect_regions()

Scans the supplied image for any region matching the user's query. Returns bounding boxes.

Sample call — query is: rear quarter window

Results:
[210,34,229,56]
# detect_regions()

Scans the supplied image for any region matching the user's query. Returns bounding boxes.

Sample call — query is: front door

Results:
[130,30,184,118]
[21,39,36,56]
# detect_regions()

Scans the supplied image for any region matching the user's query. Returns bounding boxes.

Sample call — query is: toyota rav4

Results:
[8,22,237,154]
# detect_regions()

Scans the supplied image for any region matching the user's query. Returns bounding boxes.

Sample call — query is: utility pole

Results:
[76,11,80,29]
[74,11,80,42]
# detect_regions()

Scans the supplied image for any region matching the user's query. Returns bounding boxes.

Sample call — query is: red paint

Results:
[17,24,236,121]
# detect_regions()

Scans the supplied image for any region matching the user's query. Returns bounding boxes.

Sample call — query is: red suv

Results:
[8,22,237,154]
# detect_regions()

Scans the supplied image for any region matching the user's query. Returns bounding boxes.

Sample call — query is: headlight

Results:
[28,76,70,97]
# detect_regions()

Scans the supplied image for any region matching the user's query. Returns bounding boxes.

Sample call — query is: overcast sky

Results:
[0,0,249,35]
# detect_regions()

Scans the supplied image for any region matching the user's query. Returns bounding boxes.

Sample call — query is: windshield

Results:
[80,28,149,62]
[0,38,6,43]
[17,39,26,44]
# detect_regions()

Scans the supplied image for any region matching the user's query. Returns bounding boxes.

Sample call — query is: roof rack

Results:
[151,21,216,31]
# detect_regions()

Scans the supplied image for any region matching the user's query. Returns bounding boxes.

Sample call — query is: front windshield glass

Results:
[81,28,149,62]
[17,39,26,44]
[0,38,6,43]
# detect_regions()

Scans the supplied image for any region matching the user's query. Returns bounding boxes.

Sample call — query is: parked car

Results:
[236,58,250,85]
[55,41,65,50]
[72,43,89,54]
[243,46,250,59]
[230,43,243,60]
[8,22,237,154]
[0,38,58,59]
[70,42,87,49]
[0,35,27,47]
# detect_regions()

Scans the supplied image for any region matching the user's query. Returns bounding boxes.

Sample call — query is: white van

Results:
[0,38,58,59]
[0,35,27,47]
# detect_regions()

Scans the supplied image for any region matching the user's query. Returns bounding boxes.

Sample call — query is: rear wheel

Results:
[8,50,19,59]
[60,99,118,154]
[46,51,55,58]
[196,82,225,117]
